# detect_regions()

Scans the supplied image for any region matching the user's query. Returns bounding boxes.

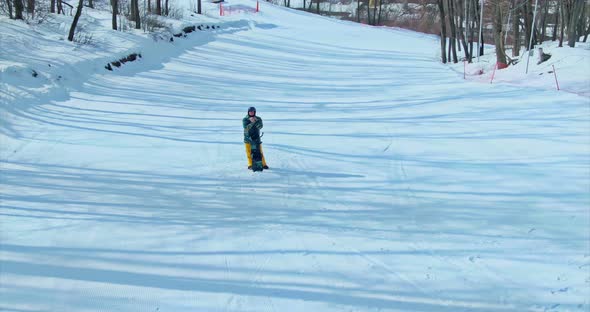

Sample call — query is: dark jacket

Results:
[243,115,263,143]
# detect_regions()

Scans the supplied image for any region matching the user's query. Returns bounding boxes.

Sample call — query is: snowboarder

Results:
[243,107,269,171]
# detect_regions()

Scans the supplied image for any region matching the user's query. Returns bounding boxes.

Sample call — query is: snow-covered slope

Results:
[1,1,589,311]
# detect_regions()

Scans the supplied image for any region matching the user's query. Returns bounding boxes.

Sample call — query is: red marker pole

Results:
[490,63,498,84]
[220,3,224,16]
[552,65,560,91]
[256,1,259,12]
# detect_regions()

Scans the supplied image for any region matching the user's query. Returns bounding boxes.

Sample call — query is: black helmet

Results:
[248,107,256,114]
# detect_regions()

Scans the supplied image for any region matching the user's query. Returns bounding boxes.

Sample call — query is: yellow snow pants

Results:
[245,143,267,167]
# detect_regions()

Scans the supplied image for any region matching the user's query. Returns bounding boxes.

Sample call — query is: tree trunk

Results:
[377,0,383,25]
[447,0,458,63]
[455,0,462,53]
[474,0,483,56]
[479,29,484,56]
[156,0,161,15]
[568,0,584,47]
[373,0,379,25]
[316,0,320,14]
[512,0,520,57]
[552,1,559,41]
[539,0,548,44]
[469,0,477,59]
[457,0,470,60]
[27,0,34,16]
[50,0,55,13]
[165,0,169,15]
[522,0,533,50]
[577,1,586,40]
[111,0,118,30]
[14,0,24,19]
[357,0,360,22]
[559,0,566,46]
[88,0,94,8]
[198,0,201,14]
[465,0,471,61]
[133,0,141,28]
[367,0,372,23]
[584,11,590,42]
[493,0,507,65]
[438,0,448,63]
[448,37,452,60]
[57,0,63,14]
[131,0,136,20]
[7,0,13,18]
[68,0,84,41]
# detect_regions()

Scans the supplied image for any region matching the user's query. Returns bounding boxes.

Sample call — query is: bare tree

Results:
[559,0,567,46]
[68,0,84,41]
[14,0,24,19]
[512,0,520,57]
[156,0,161,15]
[6,0,13,18]
[577,0,586,41]
[584,12,590,42]
[468,0,479,58]
[492,0,507,65]
[198,0,201,14]
[539,0,548,44]
[88,0,93,8]
[131,0,137,20]
[446,0,458,62]
[377,0,384,25]
[457,0,471,61]
[367,0,372,23]
[373,0,380,25]
[577,1,585,33]
[473,0,484,56]
[111,0,118,30]
[522,0,534,50]
[357,0,361,22]
[567,0,584,47]
[552,0,559,42]
[132,0,141,28]
[26,0,34,16]
[438,0,448,63]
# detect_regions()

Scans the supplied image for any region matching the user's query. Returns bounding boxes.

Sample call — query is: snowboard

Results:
[248,123,264,172]
[250,143,264,172]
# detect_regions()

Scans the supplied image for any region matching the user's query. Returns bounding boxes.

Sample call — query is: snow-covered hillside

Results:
[1,1,589,311]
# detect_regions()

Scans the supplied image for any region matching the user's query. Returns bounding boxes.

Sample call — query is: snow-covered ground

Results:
[459,41,590,97]
[1,1,589,311]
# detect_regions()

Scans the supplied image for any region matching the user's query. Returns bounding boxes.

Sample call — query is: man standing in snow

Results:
[243,107,269,170]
